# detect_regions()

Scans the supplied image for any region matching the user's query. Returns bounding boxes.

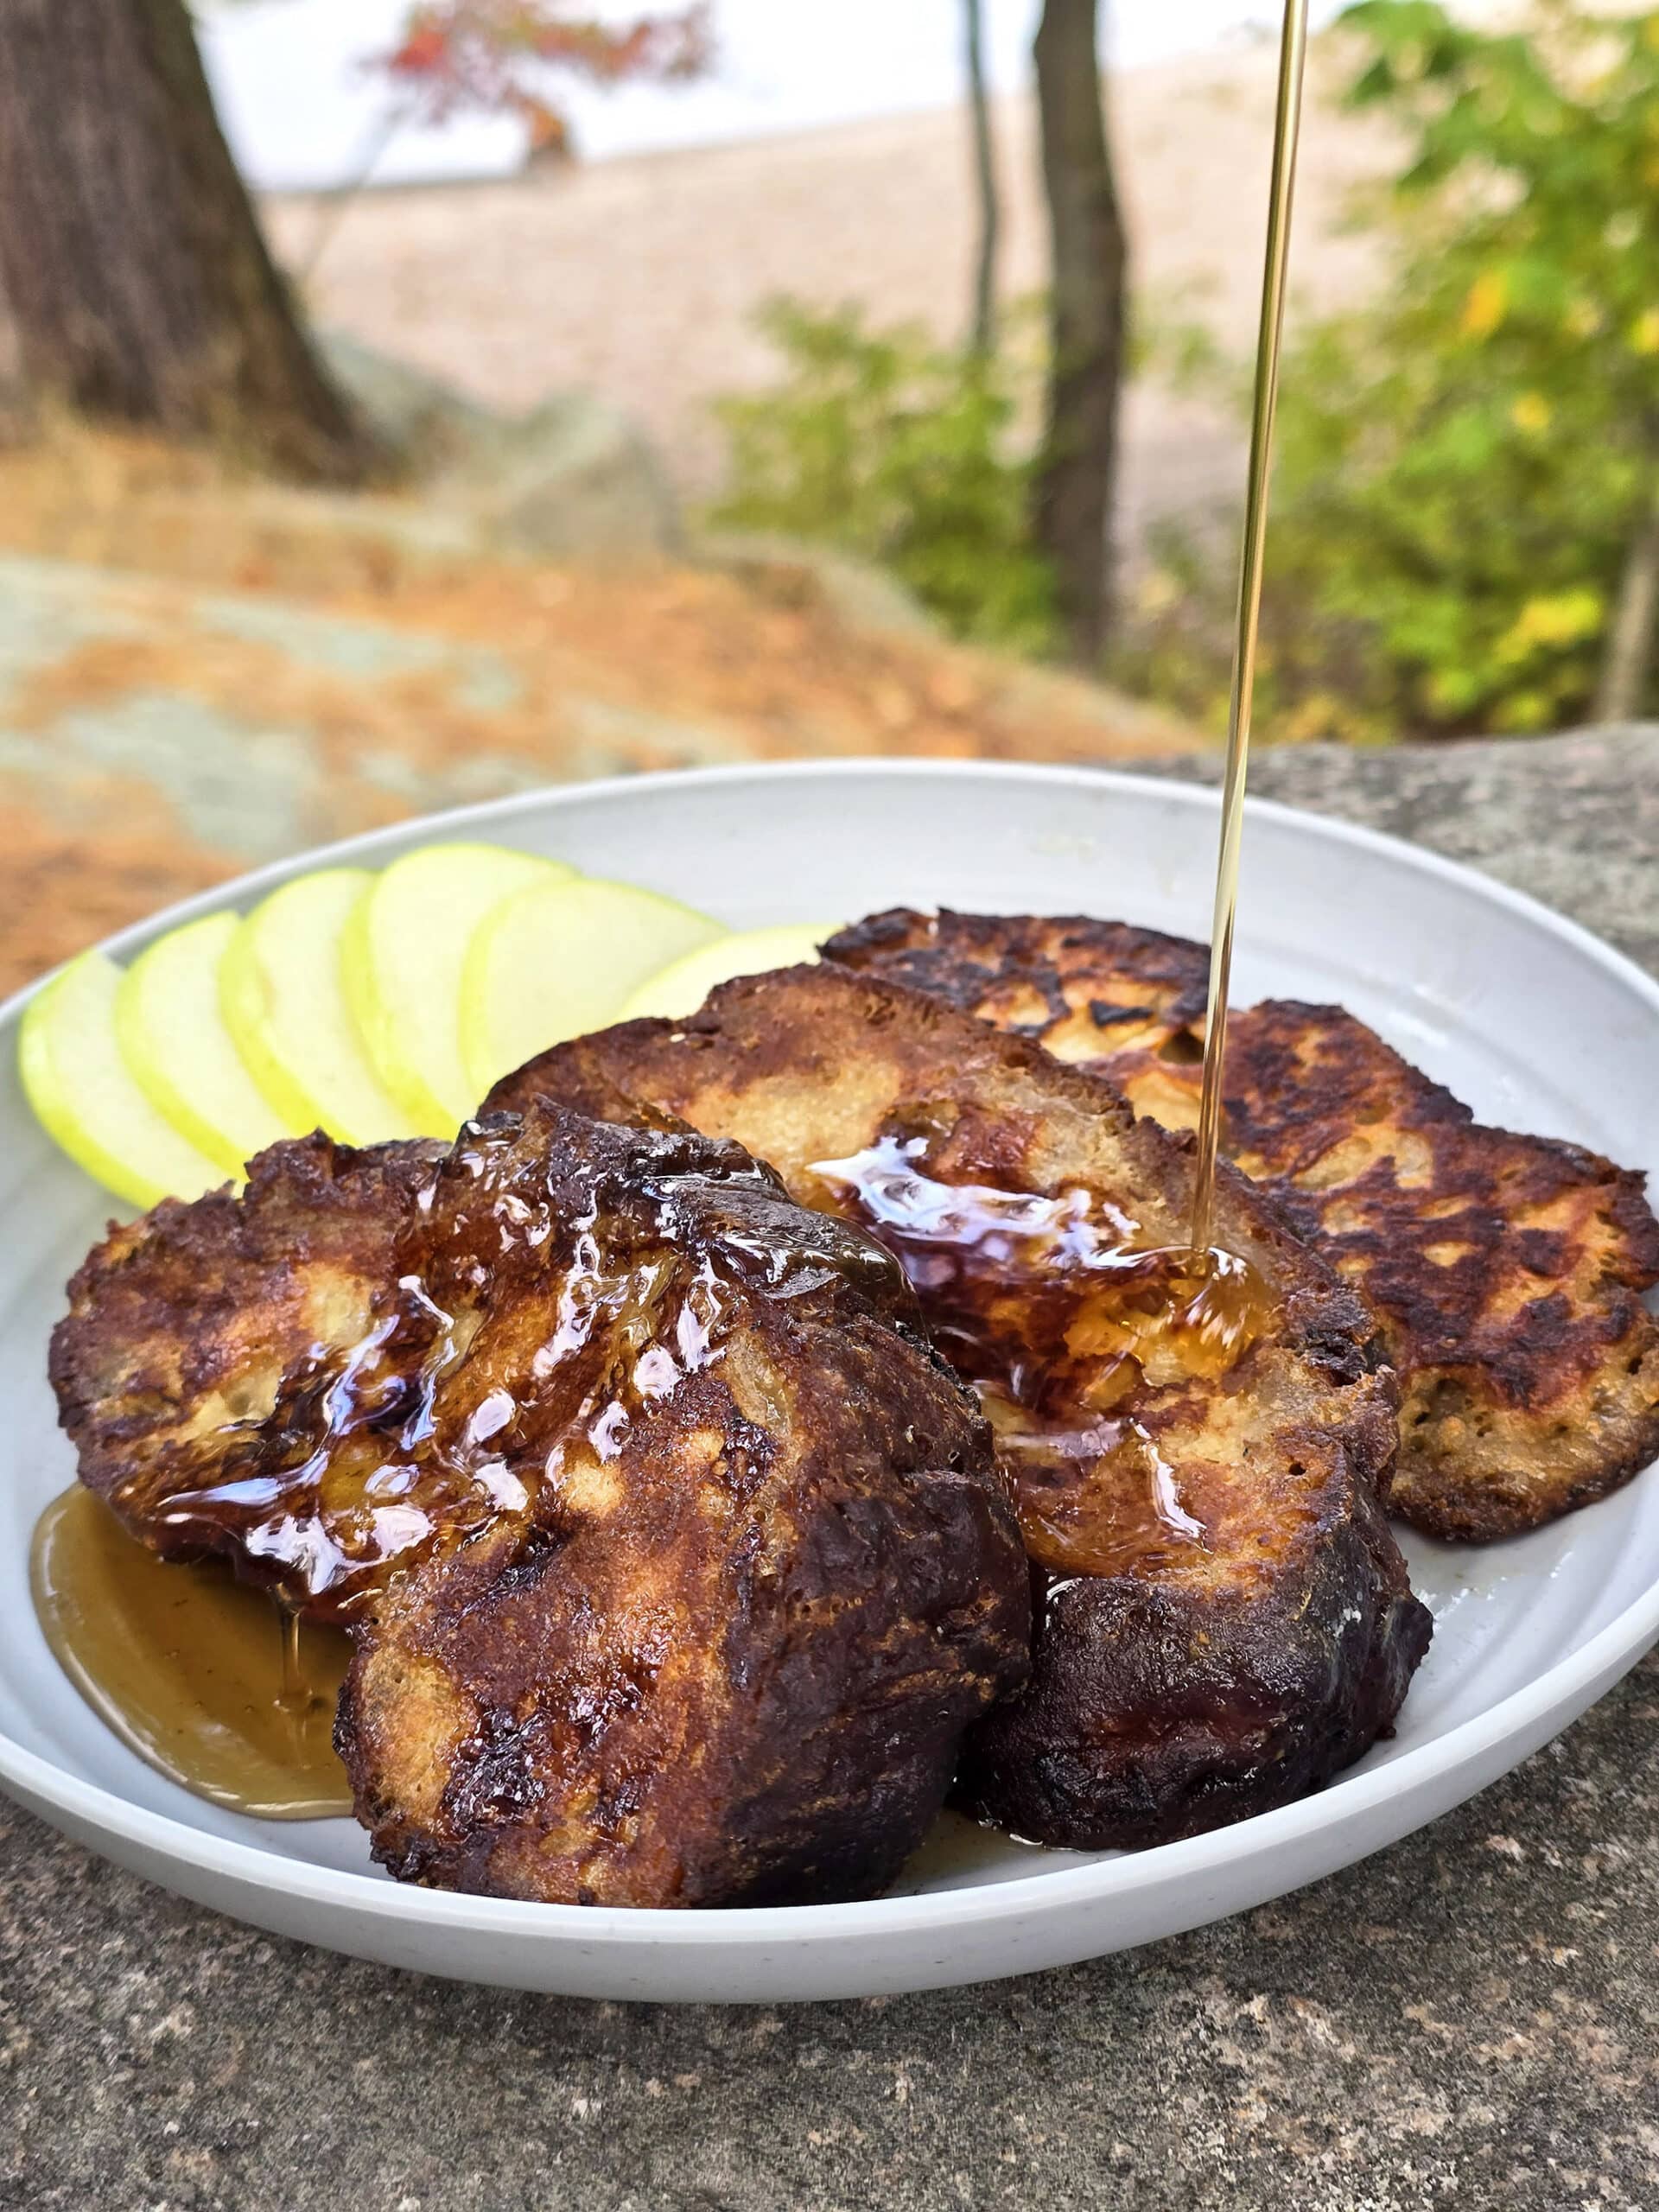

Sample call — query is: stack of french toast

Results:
[50,909,1659,1906]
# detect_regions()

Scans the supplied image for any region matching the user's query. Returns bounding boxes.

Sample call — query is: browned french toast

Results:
[827,910,1659,1542]
[486,963,1430,1853]
[54,1108,1029,1906]
[50,1132,447,1597]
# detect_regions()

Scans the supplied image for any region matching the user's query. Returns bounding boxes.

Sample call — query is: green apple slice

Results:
[116,912,301,1177]
[340,841,575,1131]
[461,877,722,1096]
[220,868,424,1147]
[20,950,226,1210]
[619,923,838,1022]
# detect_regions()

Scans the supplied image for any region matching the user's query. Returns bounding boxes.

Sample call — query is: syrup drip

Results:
[118,1121,916,1624]
[31,1486,353,1819]
[1190,0,1310,1253]
[35,1117,920,1817]
[811,1131,1270,1576]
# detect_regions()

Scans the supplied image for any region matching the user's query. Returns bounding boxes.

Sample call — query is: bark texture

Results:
[1595,472,1659,724]
[0,0,380,481]
[1033,0,1128,665]
[963,0,1000,356]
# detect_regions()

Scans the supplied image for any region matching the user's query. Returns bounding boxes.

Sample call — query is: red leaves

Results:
[372,2,713,151]
[385,22,450,79]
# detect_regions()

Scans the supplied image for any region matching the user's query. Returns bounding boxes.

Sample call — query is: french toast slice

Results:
[50,1133,447,1599]
[53,1107,1028,1906]
[827,910,1659,1542]
[336,1105,1029,1905]
[486,964,1430,1852]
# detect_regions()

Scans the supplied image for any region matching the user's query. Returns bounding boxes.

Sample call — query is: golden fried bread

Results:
[340,1106,1027,1905]
[486,966,1430,1852]
[50,1134,446,1598]
[54,1107,1028,1906]
[827,907,1210,1065]
[827,910,1659,1542]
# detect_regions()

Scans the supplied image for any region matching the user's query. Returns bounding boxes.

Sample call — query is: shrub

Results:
[710,300,1058,654]
[1123,0,1659,741]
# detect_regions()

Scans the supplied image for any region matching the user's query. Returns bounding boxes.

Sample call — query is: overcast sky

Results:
[200,0,1349,193]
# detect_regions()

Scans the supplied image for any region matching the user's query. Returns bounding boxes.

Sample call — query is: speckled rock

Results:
[1175,726,1659,974]
[4,729,1658,2212]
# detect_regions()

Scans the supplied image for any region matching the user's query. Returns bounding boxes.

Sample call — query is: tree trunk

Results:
[1033,0,1128,665]
[0,0,381,483]
[1594,473,1659,724]
[963,0,1000,356]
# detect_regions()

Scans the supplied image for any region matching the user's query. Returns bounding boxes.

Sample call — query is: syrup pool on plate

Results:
[31,1486,353,1820]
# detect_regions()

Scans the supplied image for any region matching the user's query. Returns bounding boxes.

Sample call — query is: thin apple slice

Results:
[620,923,839,1022]
[461,877,722,1096]
[116,912,301,1176]
[221,868,424,1146]
[340,841,575,1130]
[20,950,226,1210]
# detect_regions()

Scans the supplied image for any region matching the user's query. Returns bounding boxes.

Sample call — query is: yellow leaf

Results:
[1462,270,1508,339]
[1501,689,1551,732]
[1278,693,1346,744]
[1135,568,1180,617]
[1493,589,1604,666]
[1632,308,1659,354]
[1510,391,1552,434]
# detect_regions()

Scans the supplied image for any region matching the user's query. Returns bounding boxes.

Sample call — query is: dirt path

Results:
[266,37,1395,553]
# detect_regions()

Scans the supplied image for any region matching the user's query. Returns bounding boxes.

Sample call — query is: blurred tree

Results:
[302,3,711,286]
[1128,0,1659,740]
[963,0,1000,355]
[372,2,713,163]
[1033,0,1128,666]
[0,0,379,482]
[1339,0,1659,725]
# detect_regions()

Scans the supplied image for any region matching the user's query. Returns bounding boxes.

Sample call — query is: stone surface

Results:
[321,332,682,562]
[1174,727,1659,976]
[0,546,1205,994]
[696,530,943,642]
[5,728,1659,2211]
[459,391,682,563]
[318,330,505,474]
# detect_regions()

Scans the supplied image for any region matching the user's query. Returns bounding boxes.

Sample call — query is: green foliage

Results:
[1129,0,1659,740]
[710,300,1058,654]
[715,5,1659,736]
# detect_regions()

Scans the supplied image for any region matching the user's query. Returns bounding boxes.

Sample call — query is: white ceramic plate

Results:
[3,761,1657,2004]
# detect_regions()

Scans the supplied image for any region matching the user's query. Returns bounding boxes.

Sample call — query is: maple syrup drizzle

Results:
[101,1121,912,1630]
[33,1119,916,1815]
[1190,0,1311,1253]
[31,1486,353,1820]
[812,1131,1269,1576]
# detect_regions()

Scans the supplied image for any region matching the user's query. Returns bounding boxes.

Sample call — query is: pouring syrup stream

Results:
[1189,0,1312,1253]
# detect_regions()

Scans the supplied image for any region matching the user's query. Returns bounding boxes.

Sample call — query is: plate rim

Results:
[4,754,1658,1953]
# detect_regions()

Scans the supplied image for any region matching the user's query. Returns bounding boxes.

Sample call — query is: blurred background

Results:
[2,0,1653,988]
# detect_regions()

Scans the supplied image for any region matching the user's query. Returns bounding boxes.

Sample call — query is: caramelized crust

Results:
[341,1107,1028,1905]
[826,910,1659,1541]
[50,1135,446,1577]
[53,1109,1028,1907]
[826,906,1211,1063]
[487,965,1429,1852]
